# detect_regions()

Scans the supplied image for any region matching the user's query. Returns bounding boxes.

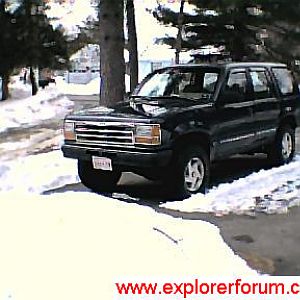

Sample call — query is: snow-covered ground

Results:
[1,147,300,216]
[0,191,256,300]
[0,153,258,299]
[0,151,79,193]
[0,78,73,134]
[162,156,300,215]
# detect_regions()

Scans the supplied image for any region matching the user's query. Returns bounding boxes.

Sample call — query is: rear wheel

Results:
[78,160,121,193]
[268,126,295,165]
[163,145,210,199]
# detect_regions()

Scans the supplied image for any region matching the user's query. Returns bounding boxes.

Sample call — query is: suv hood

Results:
[72,96,212,120]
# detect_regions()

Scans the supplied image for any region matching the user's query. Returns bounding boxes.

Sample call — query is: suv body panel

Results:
[62,62,300,174]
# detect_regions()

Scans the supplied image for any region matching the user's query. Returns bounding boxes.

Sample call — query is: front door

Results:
[214,68,256,158]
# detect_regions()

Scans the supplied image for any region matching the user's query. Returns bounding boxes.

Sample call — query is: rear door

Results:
[249,67,280,146]
[271,67,300,120]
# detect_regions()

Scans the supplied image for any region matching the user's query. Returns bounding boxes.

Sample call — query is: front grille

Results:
[75,121,134,147]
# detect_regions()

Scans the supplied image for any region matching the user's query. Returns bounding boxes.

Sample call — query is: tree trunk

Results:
[99,0,125,107]
[175,0,185,64]
[126,0,138,92]
[29,66,38,95]
[1,72,10,101]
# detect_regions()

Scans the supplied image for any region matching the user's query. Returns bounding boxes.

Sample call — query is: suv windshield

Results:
[133,67,220,99]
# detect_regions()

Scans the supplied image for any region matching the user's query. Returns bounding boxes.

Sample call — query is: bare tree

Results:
[99,0,125,106]
[126,0,138,92]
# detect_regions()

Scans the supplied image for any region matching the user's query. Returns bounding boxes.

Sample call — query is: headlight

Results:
[63,121,76,141]
[134,124,161,145]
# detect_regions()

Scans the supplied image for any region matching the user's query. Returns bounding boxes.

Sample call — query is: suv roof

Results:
[170,62,287,70]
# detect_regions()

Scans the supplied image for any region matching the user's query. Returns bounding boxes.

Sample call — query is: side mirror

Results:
[125,91,131,99]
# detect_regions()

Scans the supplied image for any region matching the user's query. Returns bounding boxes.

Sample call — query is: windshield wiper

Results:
[129,95,153,101]
[158,94,199,102]
[130,95,201,103]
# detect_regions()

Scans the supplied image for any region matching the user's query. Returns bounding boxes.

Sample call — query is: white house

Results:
[127,44,193,82]
[66,44,193,85]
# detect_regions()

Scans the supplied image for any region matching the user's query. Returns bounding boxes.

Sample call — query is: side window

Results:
[224,72,247,102]
[203,73,219,93]
[250,70,274,99]
[272,68,294,95]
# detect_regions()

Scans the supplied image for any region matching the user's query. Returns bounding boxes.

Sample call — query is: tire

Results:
[268,125,295,165]
[163,145,210,199]
[78,160,121,193]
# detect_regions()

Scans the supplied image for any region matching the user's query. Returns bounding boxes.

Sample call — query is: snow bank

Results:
[0,151,79,193]
[162,156,300,215]
[0,83,73,133]
[0,150,258,299]
[0,191,256,300]
[2,150,300,215]
[8,77,32,100]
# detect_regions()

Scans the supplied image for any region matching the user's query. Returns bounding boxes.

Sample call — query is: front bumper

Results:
[62,144,172,169]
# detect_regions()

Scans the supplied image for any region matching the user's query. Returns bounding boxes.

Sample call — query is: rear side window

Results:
[224,72,248,102]
[272,68,294,95]
[250,70,274,99]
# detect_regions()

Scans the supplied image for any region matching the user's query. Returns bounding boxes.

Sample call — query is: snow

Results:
[0,149,257,297]
[0,151,79,193]
[0,191,256,300]
[0,148,258,299]
[0,79,73,134]
[161,156,300,215]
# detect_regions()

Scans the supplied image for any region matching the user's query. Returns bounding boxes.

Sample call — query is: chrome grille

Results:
[75,121,134,146]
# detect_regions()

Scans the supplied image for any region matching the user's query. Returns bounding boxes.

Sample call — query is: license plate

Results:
[92,156,112,171]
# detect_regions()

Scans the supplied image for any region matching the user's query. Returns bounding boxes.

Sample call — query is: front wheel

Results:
[78,160,121,193]
[268,126,295,165]
[163,146,210,199]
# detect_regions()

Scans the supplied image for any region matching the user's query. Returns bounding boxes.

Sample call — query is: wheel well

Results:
[173,133,211,157]
[279,116,297,130]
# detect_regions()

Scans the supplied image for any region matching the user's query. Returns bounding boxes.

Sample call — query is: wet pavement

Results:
[0,94,97,160]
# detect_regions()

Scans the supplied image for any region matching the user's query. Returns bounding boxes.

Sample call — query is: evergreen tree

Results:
[152,0,300,64]
[14,0,68,95]
[0,0,68,99]
[0,0,22,100]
